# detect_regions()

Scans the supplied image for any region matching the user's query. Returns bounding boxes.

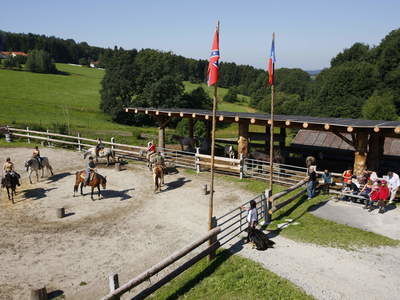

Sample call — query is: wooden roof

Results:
[292,130,400,156]
[126,107,400,136]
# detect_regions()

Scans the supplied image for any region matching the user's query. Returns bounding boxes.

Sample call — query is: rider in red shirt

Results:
[146,141,156,161]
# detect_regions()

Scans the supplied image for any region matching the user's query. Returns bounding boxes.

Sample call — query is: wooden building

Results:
[125,107,400,175]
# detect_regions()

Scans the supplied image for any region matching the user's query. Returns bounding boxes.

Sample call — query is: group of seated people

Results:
[336,168,399,213]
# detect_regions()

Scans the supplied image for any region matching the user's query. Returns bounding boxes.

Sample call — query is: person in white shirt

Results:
[241,200,258,244]
[387,171,400,204]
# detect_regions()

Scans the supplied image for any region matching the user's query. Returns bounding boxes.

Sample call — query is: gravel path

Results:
[310,199,400,239]
[228,235,400,300]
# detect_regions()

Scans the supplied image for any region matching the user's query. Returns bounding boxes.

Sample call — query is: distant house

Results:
[0,51,28,58]
[90,61,100,68]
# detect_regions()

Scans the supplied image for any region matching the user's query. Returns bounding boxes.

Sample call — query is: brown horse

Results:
[73,170,107,200]
[153,165,164,193]
[1,172,18,203]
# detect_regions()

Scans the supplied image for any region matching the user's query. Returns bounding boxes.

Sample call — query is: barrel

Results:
[5,133,12,142]
[57,208,65,218]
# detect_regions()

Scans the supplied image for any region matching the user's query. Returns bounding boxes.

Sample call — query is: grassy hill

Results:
[0,64,262,143]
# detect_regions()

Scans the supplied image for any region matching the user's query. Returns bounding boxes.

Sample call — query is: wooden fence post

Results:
[208,216,218,261]
[264,189,271,225]
[108,273,120,300]
[30,287,47,300]
[239,153,244,179]
[195,147,200,173]
[46,129,51,147]
[111,137,115,150]
[77,133,81,151]
[27,126,30,143]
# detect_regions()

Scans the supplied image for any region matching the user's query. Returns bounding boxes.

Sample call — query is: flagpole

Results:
[268,33,275,195]
[208,21,219,258]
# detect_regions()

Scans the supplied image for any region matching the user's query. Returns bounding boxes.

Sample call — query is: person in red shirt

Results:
[342,167,353,184]
[146,141,156,161]
[378,180,390,214]
[365,182,380,211]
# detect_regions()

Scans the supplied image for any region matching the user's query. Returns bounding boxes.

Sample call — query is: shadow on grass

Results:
[164,250,232,300]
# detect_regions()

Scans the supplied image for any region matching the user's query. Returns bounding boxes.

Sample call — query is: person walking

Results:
[387,171,399,204]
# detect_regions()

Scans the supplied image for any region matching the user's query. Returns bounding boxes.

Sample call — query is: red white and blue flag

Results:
[267,33,276,85]
[207,24,220,86]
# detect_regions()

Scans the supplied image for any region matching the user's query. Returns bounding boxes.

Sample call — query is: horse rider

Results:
[85,156,96,186]
[146,141,156,161]
[3,157,20,186]
[95,138,104,158]
[155,151,168,174]
[32,146,42,169]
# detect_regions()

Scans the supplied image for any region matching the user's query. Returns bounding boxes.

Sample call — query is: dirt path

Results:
[0,147,254,299]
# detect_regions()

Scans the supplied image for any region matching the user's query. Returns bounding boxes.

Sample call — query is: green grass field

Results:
[150,250,312,300]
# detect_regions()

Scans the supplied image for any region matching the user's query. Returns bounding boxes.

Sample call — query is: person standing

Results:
[241,200,258,245]
[95,138,104,157]
[387,171,399,204]
[321,169,332,194]
[307,166,318,199]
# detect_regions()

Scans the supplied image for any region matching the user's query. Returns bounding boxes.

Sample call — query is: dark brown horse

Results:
[73,171,107,200]
[1,172,18,203]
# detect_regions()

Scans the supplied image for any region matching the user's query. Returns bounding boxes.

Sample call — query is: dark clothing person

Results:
[85,159,96,185]
[307,169,317,199]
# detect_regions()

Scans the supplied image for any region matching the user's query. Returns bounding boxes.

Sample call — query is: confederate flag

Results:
[207,24,220,86]
[267,33,276,85]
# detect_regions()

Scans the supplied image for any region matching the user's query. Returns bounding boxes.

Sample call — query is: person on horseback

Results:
[32,146,42,169]
[85,156,96,186]
[3,157,20,186]
[155,151,168,175]
[146,141,156,161]
[95,138,104,158]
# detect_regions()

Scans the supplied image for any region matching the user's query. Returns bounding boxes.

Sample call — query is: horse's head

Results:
[101,176,107,189]
[24,160,31,171]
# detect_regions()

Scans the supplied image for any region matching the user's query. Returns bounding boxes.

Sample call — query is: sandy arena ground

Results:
[0,147,253,299]
[1,147,400,300]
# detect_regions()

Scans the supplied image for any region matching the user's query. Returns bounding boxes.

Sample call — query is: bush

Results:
[223,88,238,103]
[2,56,20,69]
[26,50,57,74]
[362,91,398,120]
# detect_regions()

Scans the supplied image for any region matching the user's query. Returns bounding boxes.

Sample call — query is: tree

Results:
[330,43,370,67]
[181,87,212,109]
[362,92,398,121]
[79,57,89,66]
[223,88,239,103]
[25,50,57,73]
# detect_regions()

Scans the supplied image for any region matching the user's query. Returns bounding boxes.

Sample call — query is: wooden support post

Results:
[158,126,165,149]
[188,118,194,139]
[195,147,200,173]
[239,153,244,179]
[279,127,286,149]
[46,129,51,147]
[77,133,81,151]
[353,132,368,176]
[111,137,115,150]
[209,216,217,260]
[108,273,120,300]
[30,287,47,300]
[27,126,30,143]
[265,125,270,153]
[238,122,249,158]
[264,189,271,224]
[56,208,65,218]
[367,133,384,172]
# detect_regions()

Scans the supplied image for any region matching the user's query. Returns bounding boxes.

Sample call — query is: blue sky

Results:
[1,0,399,70]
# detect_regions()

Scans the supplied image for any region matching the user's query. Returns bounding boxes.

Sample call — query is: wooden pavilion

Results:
[125,107,400,175]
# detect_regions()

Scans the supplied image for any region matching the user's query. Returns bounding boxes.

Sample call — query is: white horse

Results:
[83,147,115,166]
[25,157,54,184]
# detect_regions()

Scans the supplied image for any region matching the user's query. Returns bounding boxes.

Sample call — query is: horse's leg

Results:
[41,166,44,178]
[35,170,39,182]
[153,173,157,193]
[106,155,109,166]
[28,169,33,184]
[91,187,95,201]
[98,185,101,199]
[80,182,84,195]
[7,187,10,201]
